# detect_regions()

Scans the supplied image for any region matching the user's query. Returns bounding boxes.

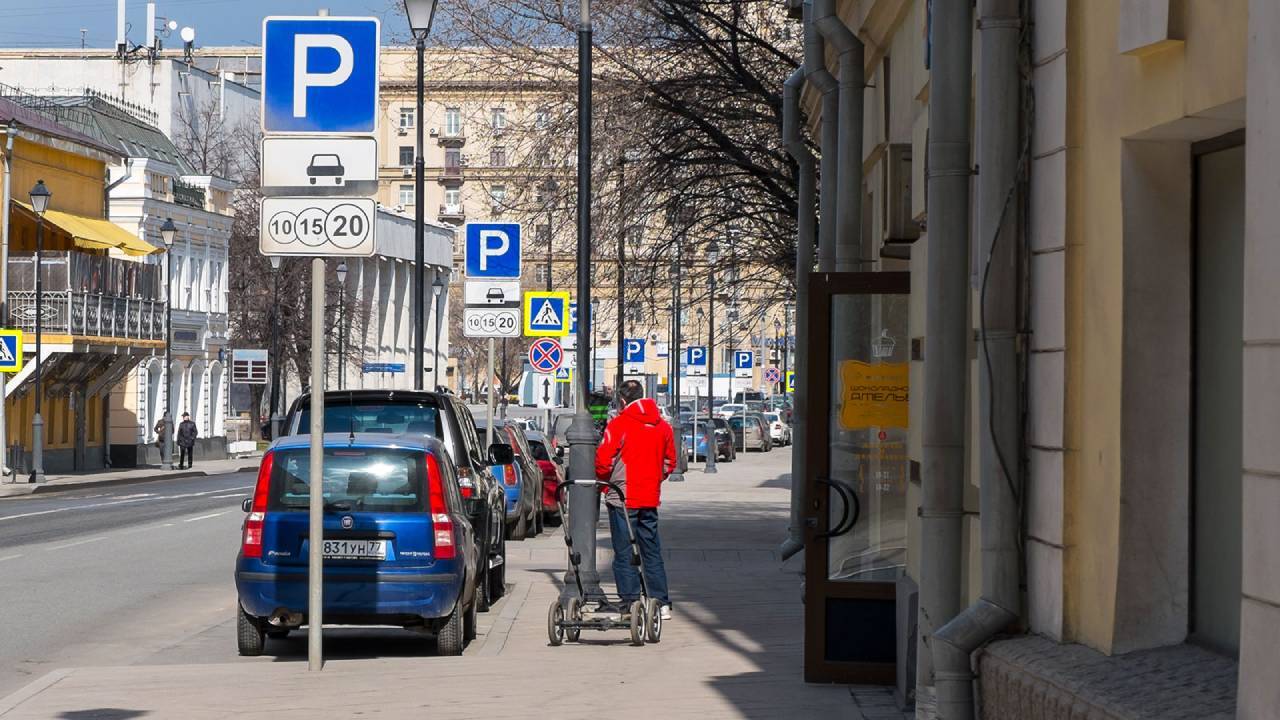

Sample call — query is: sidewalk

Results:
[0,447,912,719]
[0,455,263,499]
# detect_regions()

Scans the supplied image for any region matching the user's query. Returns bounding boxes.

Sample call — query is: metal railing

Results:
[7,290,166,340]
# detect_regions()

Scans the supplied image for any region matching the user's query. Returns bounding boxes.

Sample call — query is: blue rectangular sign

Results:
[684,346,707,366]
[734,350,754,369]
[465,222,522,279]
[624,338,646,363]
[362,362,405,373]
[262,17,380,133]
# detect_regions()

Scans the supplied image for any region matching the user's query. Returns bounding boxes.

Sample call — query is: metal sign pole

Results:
[487,337,496,433]
[308,257,325,671]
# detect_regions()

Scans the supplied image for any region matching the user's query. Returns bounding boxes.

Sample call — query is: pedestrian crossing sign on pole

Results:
[0,329,23,372]
[555,367,572,383]
[523,291,570,337]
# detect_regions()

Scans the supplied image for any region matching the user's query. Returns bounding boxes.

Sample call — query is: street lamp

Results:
[703,240,719,475]
[336,262,348,390]
[432,273,446,391]
[403,0,439,391]
[160,216,177,472]
[27,181,50,483]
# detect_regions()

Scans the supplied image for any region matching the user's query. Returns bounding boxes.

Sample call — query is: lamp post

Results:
[336,261,347,390]
[432,273,445,391]
[784,301,793,397]
[703,240,719,474]
[27,181,50,483]
[269,256,284,439]
[159,217,176,472]
[403,0,439,391]
[773,317,781,396]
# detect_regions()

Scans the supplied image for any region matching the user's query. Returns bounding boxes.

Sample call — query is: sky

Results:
[1,0,416,49]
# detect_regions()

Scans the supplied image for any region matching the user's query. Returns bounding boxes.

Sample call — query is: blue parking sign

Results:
[262,17,380,133]
[735,350,753,369]
[685,346,707,366]
[465,223,522,279]
[624,339,646,363]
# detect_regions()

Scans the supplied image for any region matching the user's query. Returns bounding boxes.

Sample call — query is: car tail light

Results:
[241,451,274,559]
[456,464,476,498]
[425,452,456,560]
[501,466,518,486]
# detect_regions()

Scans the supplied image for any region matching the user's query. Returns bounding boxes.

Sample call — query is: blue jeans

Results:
[607,505,670,606]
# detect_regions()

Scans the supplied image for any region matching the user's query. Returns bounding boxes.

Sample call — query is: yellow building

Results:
[790,1,1272,717]
[1,95,166,475]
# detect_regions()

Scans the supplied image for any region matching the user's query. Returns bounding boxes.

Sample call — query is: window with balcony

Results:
[399,146,414,166]
[399,108,415,129]
[490,146,507,167]
[445,148,461,175]
[443,188,462,216]
[490,107,506,131]
[444,107,461,136]
[399,185,414,206]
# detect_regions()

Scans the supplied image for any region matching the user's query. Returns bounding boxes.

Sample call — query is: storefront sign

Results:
[838,360,908,429]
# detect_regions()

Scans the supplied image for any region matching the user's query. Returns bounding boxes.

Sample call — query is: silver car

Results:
[763,411,791,446]
[728,413,772,451]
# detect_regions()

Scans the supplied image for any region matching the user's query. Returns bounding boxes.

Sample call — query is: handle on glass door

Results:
[814,478,861,540]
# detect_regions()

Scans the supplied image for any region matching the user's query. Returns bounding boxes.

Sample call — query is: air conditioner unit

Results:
[397,127,408,136]
[648,331,660,341]
[429,128,439,137]
[402,167,413,177]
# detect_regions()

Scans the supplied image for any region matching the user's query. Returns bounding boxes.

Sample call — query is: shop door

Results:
[804,271,910,684]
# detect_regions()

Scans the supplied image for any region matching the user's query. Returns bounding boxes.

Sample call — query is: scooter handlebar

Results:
[555,478,626,504]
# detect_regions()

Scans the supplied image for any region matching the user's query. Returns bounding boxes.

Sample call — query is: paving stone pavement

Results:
[0,447,915,719]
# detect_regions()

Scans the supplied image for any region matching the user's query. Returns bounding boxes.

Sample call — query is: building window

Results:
[399,184,414,206]
[490,107,506,131]
[537,224,551,246]
[445,148,461,171]
[444,107,461,136]
[534,264,550,284]
[535,107,549,129]
[489,185,506,211]
[443,188,461,213]
[490,146,507,167]
[534,150,551,167]
[399,108,415,129]
[399,146,414,166]
[625,265,650,286]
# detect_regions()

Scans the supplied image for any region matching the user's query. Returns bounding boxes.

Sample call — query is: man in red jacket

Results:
[595,379,676,619]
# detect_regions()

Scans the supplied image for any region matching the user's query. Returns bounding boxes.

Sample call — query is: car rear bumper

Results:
[236,565,461,620]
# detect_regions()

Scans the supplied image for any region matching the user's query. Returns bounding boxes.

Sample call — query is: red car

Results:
[525,429,564,526]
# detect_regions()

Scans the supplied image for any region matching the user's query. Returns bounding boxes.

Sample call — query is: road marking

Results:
[184,511,231,523]
[208,493,246,499]
[46,536,106,551]
[0,485,252,523]
[0,553,21,562]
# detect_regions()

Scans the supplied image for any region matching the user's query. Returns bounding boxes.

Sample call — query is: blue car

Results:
[235,432,480,656]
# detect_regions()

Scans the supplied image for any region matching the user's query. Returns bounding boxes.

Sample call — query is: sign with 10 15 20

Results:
[260,197,376,256]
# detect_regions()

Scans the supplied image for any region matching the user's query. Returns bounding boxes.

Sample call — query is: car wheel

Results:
[488,533,507,602]
[512,511,528,541]
[237,604,265,657]
[476,548,492,613]
[463,582,478,643]
[436,601,465,656]
[532,506,543,536]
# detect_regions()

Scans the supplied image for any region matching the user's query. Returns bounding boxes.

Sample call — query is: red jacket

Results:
[595,398,677,509]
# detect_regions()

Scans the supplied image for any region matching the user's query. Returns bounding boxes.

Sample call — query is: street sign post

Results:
[260,13,382,672]
[764,367,782,385]
[523,291,570,337]
[734,350,753,379]
[362,362,406,373]
[624,338,646,375]
[261,136,379,196]
[463,280,520,307]
[463,307,520,338]
[555,367,573,383]
[0,329,23,372]
[786,370,795,393]
[534,373,555,409]
[684,346,708,377]
[464,222,522,279]
[528,338,564,373]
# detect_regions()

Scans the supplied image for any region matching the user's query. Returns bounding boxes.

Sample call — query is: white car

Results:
[763,411,791,446]
[717,403,746,419]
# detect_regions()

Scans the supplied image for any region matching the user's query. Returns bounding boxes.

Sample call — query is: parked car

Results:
[728,413,772,451]
[681,416,736,462]
[768,396,794,424]
[763,411,791,446]
[235,433,479,656]
[717,403,746,420]
[733,390,766,404]
[476,418,542,540]
[284,390,508,612]
[524,429,564,526]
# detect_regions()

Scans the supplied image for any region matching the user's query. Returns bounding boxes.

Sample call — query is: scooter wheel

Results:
[629,601,646,646]
[547,600,564,646]
[645,598,662,643]
[566,597,582,643]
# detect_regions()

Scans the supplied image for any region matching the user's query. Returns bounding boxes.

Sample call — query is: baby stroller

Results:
[547,478,663,646]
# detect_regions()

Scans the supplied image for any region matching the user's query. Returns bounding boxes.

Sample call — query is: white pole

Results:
[307,257,325,671]
[116,0,127,53]
[486,337,496,436]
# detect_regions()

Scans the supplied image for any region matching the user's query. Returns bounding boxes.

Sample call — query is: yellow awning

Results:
[14,201,164,256]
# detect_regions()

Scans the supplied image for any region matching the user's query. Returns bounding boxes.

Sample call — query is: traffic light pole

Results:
[564,0,604,603]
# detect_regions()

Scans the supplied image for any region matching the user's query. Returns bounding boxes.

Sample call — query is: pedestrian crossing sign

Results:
[555,367,572,383]
[523,291,570,337]
[0,329,23,373]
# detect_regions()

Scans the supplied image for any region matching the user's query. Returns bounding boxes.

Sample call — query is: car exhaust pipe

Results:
[269,609,303,627]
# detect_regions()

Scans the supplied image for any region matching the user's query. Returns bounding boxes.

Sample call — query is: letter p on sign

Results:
[478,230,510,272]
[293,34,354,118]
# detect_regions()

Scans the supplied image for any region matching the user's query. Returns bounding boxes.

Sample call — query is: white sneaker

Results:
[660,605,672,620]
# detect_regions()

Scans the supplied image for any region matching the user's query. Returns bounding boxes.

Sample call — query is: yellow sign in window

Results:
[0,329,23,373]
[838,360,908,429]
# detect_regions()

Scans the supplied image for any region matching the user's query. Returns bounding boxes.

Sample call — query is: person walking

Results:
[595,379,676,619]
[176,412,198,470]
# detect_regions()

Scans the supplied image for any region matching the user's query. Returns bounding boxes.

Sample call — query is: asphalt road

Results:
[0,472,255,696]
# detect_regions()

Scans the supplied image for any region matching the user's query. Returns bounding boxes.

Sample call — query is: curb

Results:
[0,668,72,716]
[0,464,261,499]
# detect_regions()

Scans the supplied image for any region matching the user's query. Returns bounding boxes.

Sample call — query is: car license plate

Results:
[321,539,388,560]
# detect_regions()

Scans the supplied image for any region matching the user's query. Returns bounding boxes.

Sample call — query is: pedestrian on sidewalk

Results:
[177,412,198,470]
[595,379,675,620]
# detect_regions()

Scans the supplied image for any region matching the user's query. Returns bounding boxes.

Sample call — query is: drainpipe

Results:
[0,124,14,478]
[931,0,1023,717]
[803,0,838,271]
[813,0,864,270]
[780,67,816,561]
[103,157,133,218]
[917,0,973,714]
